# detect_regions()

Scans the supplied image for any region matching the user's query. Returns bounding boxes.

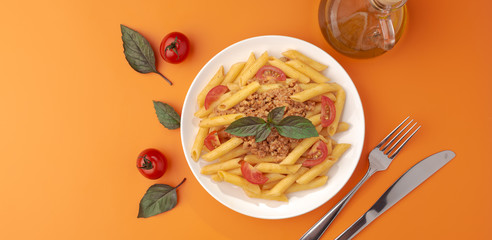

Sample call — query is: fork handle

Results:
[299,167,377,240]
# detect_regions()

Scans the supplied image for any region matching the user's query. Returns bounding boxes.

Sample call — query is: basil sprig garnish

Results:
[225,107,318,142]
[120,24,172,85]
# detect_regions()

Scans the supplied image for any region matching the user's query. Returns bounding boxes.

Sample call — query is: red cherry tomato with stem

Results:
[204,85,229,110]
[159,32,189,64]
[240,161,269,185]
[136,148,167,179]
[302,140,329,167]
[255,65,286,81]
[321,95,336,127]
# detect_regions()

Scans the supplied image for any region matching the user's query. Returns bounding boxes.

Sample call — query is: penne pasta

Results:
[286,176,328,193]
[309,93,336,102]
[201,158,241,175]
[211,167,243,182]
[218,146,249,162]
[218,171,260,195]
[225,83,240,92]
[227,167,243,175]
[244,155,280,164]
[331,143,351,160]
[266,167,309,196]
[290,83,338,102]
[336,122,350,133]
[280,137,319,165]
[264,173,286,183]
[211,174,222,182]
[223,62,246,84]
[194,92,233,118]
[296,156,336,184]
[217,81,261,111]
[268,57,310,83]
[238,51,269,86]
[234,52,256,84]
[202,137,244,162]
[244,190,288,202]
[299,83,319,90]
[286,59,331,83]
[282,50,328,72]
[197,66,225,108]
[199,113,245,128]
[255,163,302,174]
[191,127,209,161]
[261,180,282,190]
[308,114,322,127]
[257,83,283,93]
[327,87,346,136]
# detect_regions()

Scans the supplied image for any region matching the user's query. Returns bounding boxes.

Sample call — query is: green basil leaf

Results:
[120,24,172,85]
[153,101,180,129]
[275,116,319,139]
[267,106,285,125]
[254,124,272,142]
[225,117,266,137]
[138,178,186,218]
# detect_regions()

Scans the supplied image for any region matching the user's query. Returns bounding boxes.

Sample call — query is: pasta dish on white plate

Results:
[189,49,351,202]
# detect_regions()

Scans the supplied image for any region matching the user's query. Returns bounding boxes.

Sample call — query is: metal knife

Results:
[334,150,456,240]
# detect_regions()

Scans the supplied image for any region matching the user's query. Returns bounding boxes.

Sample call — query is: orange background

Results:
[1,0,491,239]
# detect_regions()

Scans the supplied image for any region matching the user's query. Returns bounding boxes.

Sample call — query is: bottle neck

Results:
[371,0,407,11]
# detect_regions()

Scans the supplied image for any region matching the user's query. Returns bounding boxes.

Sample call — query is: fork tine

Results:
[381,119,413,152]
[386,122,417,154]
[389,124,421,159]
[376,116,410,148]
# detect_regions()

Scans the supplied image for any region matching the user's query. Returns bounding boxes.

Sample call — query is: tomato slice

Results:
[204,85,229,110]
[204,131,221,151]
[255,65,286,81]
[321,95,336,127]
[302,140,329,167]
[241,161,269,185]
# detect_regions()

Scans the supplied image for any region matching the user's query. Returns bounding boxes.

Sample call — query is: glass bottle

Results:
[319,0,408,58]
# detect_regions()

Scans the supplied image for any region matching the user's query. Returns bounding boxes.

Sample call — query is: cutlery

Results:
[335,150,456,240]
[300,117,421,240]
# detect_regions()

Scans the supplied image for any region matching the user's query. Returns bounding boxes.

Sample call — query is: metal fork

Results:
[300,117,421,240]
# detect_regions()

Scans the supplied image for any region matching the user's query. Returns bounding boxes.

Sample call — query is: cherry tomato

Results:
[204,85,229,110]
[240,161,269,185]
[159,32,189,64]
[321,95,336,127]
[136,148,167,179]
[302,140,329,167]
[204,131,221,151]
[255,65,286,81]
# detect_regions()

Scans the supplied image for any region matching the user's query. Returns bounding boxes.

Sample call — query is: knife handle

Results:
[334,214,369,240]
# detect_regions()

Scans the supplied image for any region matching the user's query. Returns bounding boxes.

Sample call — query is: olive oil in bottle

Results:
[319,0,407,58]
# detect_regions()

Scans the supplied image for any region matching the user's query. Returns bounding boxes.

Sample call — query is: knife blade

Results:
[334,150,456,240]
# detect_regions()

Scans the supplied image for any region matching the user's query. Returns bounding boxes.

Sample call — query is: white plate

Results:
[181,35,365,219]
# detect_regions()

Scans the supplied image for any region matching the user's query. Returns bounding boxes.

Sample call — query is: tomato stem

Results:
[156,71,173,85]
[137,155,154,170]
[165,36,180,60]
